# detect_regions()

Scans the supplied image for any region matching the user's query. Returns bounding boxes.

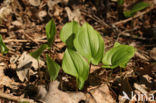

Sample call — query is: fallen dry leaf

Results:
[29,0,40,6]
[65,7,82,22]
[16,52,44,82]
[0,6,12,20]
[0,63,19,89]
[86,84,116,103]
[150,47,156,60]
[40,80,86,103]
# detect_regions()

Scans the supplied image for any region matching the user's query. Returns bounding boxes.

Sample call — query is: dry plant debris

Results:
[0,0,156,102]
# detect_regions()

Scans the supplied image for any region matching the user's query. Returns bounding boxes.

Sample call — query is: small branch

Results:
[114,6,155,26]
[81,10,110,28]
[23,33,40,45]
[0,92,36,103]
[4,39,47,43]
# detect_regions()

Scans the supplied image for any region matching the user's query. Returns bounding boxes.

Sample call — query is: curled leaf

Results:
[74,23,104,65]
[60,21,81,49]
[102,43,135,69]
[30,44,48,59]
[46,55,60,81]
[62,48,89,90]
[46,19,56,46]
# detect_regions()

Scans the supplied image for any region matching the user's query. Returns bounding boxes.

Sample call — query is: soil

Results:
[0,0,156,103]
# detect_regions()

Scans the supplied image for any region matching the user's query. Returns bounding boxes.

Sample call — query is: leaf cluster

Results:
[30,20,135,90]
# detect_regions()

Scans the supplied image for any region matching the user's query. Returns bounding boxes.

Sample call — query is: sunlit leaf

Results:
[0,35,8,54]
[46,55,60,81]
[74,22,104,65]
[30,44,48,59]
[46,19,56,46]
[124,2,149,18]
[102,43,135,69]
[62,48,89,90]
[60,21,81,49]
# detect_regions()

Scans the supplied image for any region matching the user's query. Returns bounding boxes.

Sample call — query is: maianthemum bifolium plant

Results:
[29,19,135,90]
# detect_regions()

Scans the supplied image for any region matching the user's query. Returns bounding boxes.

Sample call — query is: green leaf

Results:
[124,2,149,18]
[46,19,56,46]
[131,2,149,13]
[74,22,104,65]
[62,48,89,90]
[118,0,124,5]
[0,35,8,54]
[123,11,132,18]
[102,43,135,69]
[113,42,121,47]
[46,55,60,81]
[30,44,48,59]
[60,21,81,49]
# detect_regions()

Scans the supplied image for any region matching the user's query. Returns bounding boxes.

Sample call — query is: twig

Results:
[0,92,36,103]
[81,10,110,28]
[23,33,39,44]
[114,6,155,26]
[4,39,47,43]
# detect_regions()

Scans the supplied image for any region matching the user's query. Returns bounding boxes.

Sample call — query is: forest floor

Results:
[0,0,156,103]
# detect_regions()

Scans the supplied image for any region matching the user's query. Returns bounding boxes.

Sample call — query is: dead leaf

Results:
[0,6,12,20]
[0,63,19,89]
[12,20,23,27]
[38,10,47,21]
[150,47,156,60]
[41,80,86,103]
[16,52,44,82]
[134,83,148,94]
[86,84,116,103]
[29,0,40,6]
[65,7,82,22]
[53,5,63,17]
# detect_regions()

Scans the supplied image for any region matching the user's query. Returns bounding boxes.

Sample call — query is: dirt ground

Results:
[0,0,156,103]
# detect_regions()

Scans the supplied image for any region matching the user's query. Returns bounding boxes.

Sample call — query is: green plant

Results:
[60,21,80,49]
[30,19,60,81]
[73,23,104,65]
[102,42,135,69]
[0,35,8,54]
[30,19,135,90]
[62,49,89,89]
[124,1,149,18]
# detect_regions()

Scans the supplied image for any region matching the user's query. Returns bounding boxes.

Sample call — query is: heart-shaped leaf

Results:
[102,43,135,69]
[74,23,104,65]
[46,55,60,81]
[46,19,56,46]
[0,35,8,54]
[60,21,81,49]
[62,48,89,90]
[30,44,48,59]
